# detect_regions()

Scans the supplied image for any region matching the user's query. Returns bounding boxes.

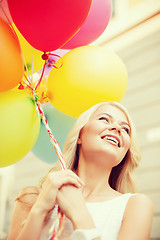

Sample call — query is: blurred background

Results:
[0,0,160,239]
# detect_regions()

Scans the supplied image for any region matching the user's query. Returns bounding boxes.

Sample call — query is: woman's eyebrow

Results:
[97,113,113,118]
[97,113,130,128]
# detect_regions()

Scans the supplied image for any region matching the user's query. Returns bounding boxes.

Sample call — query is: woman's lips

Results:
[101,135,121,147]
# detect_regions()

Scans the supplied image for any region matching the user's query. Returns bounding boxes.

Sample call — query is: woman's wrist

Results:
[71,208,95,230]
[32,193,57,216]
[31,202,49,218]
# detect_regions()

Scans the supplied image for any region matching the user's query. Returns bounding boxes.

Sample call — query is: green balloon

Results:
[0,90,40,167]
[32,103,76,164]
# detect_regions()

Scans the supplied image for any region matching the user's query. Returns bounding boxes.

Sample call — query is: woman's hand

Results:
[33,170,84,215]
[56,185,96,229]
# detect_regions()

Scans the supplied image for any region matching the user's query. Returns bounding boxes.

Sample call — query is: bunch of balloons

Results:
[0,0,128,167]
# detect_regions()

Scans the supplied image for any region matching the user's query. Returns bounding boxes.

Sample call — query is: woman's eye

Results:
[99,117,109,122]
[122,127,130,135]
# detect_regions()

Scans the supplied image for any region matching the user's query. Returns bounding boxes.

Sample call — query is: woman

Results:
[8,102,153,240]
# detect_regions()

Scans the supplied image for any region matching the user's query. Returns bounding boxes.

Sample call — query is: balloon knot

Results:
[18,82,25,90]
[47,59,56,67]
[42,53,49,61]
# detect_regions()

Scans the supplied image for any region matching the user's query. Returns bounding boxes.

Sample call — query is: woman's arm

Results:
[7,170,84,240]
[7,186,44,240]
[118,194,153,240]
[57,185,101,240]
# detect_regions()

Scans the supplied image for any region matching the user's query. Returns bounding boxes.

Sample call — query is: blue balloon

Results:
[32,103,76,164]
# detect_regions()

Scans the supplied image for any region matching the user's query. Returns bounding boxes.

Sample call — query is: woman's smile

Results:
[101,134,121,147]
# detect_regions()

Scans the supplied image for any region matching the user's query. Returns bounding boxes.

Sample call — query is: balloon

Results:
[32,103,76,164]
[0,17,24,92]
[0,90,40,167]
[63,0,112,49]
[0,0,13,23]
[13,24,43,73]
[8,0,93,52]
[47,46,128,117]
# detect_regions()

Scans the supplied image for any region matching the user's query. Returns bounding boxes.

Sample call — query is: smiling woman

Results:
[76,104,131,171]
[7,102,153,240]
[61,102,140,193]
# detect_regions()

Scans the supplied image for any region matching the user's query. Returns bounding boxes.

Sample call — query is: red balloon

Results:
[7,0,93,52]
[62,0,112,49]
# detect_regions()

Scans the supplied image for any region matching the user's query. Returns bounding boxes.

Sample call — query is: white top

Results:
[41,193,136,240]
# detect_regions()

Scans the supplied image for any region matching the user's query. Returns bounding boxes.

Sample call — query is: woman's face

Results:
[78,104,131,169]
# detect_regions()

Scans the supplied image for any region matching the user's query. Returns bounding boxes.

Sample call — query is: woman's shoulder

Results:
[16,185,40,207]
[118,194,153,239]
[124,193,153,220]
[127,193,153,208]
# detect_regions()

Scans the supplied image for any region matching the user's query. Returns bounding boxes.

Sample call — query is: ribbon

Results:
[19,56,66,239]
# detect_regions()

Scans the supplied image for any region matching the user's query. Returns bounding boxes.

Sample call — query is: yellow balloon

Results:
[47,46,128,117]
[0,90,40,167]
[12,24,44,72]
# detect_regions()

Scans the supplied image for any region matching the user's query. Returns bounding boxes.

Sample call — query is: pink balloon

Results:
[7,0,93,52]
[62,0,112,49]
[0,0,13,23]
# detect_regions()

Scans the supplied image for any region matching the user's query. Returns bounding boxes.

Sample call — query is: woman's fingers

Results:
[46,169,85,190]
[66,170,85,186]
[35,170,84,213]
[58,176,82,188]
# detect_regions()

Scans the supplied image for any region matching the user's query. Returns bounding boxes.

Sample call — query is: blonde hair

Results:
[41,102,141,193]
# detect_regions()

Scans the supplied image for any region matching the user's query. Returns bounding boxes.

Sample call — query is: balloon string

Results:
[34,95,66,239]
[35,60,47,91]
[19,59,66,239]
[48,207,66,240]
[24,73,32,85]
[19,72,66,238]
[35,99,66,170]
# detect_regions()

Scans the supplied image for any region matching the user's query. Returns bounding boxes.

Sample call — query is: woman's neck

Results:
[75,160,113,201]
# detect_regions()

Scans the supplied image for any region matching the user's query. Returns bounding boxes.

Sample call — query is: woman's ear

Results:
[77,137,82,144]
[77,129,83,144]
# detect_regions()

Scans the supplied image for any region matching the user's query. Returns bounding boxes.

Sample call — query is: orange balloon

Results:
[0,17,24,92]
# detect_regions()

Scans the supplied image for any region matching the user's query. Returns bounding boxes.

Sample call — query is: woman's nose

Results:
[109,126,121,134]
